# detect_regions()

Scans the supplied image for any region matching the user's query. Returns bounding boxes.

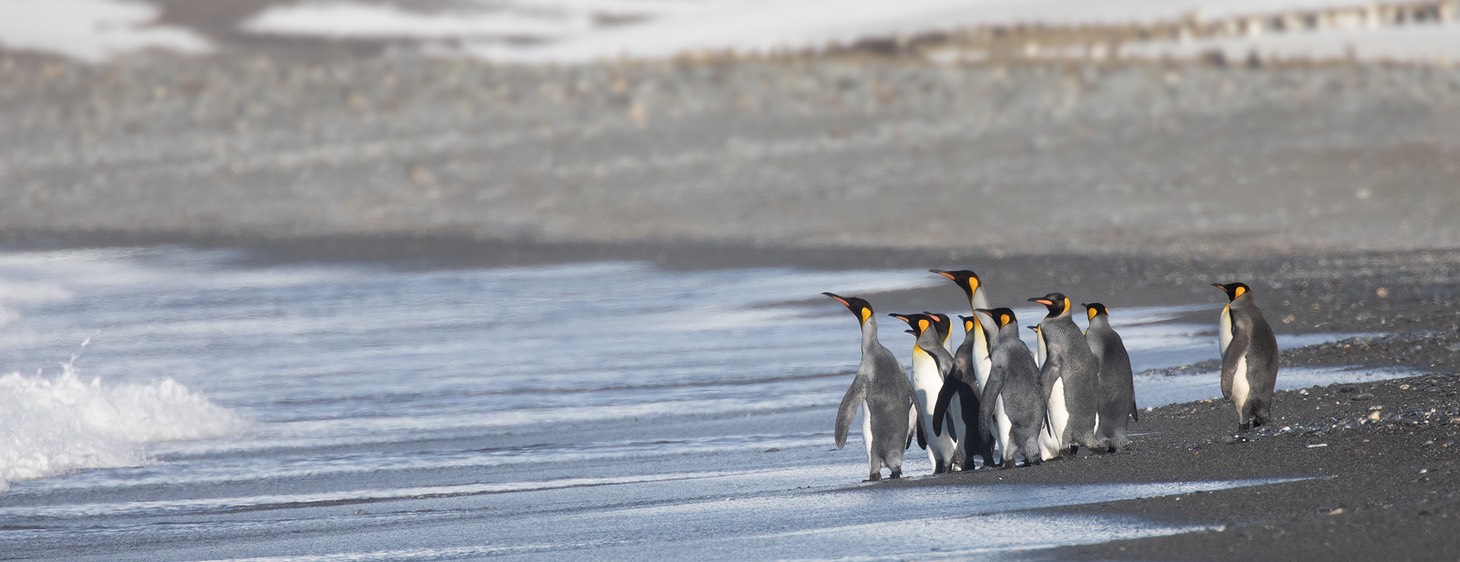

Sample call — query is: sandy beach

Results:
[2,2,1460,558]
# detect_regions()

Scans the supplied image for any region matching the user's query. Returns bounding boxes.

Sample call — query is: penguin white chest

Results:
[1218,305,1234,358]
[861,401,873,459]
[1232,355,1251,411]
[911,352,957,463]
[994,395,1012,451]
[1048,377,1070,439]
[973,329,993,394]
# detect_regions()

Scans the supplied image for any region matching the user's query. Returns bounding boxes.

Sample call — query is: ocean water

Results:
[0,246,1404,560]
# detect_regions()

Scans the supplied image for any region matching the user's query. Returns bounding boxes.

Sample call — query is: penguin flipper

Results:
[834,375,868,450]
[1219,332,1249,401]
[1039,355,1062,402]
[1130,402,1140,423]
[931,381,958,439]
[979,375,1003,434]
[915,416,928,450]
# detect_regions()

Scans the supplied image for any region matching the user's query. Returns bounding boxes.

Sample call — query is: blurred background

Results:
[1,0,1458,255]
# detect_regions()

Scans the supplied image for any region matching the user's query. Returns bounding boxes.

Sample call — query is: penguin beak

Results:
[1211,283,1225,290]
[1029,297,1054,306]
[822,292,850,308]
[930,269,955,281]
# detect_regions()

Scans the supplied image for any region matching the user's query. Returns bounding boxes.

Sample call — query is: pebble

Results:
[1352,393,1376,401]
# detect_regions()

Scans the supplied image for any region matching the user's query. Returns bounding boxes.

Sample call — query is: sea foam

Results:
[0,359,248,492]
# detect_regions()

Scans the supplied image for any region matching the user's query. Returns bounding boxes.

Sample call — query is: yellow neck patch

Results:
[964,320,974,332]
[1062,297,1072,316]
[859,307,872,323]
[1087,307,1097,320]
[1234,286,1247,299]
[918,319,929,333]
[1000,313,1011,327]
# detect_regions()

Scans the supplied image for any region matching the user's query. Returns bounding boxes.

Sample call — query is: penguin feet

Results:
[889,469,902,479]
[1238,422,1253,433]
[865,472,882,482]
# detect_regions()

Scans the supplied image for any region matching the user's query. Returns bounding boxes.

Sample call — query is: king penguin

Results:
[1084,303,1137,452]
[930,269,994,393]
[933,315,997,469]
[1030,322,1063,461]
[930,269,998,465]
[976,308,1046,468]
[890,312,961,474]
[1213,282,1279,433]
[1029,293,1103,456]
[824,293,918,481]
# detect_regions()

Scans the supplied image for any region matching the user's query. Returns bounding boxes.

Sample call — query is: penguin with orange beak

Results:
[824,293,919,481]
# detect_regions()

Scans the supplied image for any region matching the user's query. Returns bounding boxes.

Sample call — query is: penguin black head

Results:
[1083,302,1109,320]
[958,314,978,333]
[930,269,982,299]
[922,312,952,341]
[888,312,931,336]
[975,307,1018,329]
[823,292,874,324]
[1212,282,1251,302]
[1027,293,1071,318]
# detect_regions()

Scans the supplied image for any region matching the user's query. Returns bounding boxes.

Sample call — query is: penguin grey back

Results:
[1084,303,1137,451]
[825,293,916,481]
[1029,293,1102,452]
[977,308,1046,467]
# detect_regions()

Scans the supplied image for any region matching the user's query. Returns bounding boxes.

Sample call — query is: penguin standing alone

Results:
[976,308,1046,468]
[1029,293,1103,455]
[824,293,918,481]
[890,312,962,474]
[1213,282,1279,433]
[1084,303,1137,451]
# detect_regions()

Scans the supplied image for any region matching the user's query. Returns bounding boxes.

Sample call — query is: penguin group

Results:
[825,271,1279,480]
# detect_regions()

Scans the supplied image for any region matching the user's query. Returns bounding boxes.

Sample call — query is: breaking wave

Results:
[0,353,248,492]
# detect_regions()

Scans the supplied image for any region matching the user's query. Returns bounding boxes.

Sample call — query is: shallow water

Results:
[0,246,1404,559]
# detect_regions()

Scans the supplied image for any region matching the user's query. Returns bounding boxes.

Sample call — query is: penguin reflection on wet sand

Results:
[1213,282,1279,434]
[976,308,1047,468]
[1029,293,1103,456]
[1084,303,1138,452]
[823,293,918,481]
[890,312,962,473]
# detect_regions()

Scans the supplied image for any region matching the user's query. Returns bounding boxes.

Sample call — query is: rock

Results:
[1352,393,1375,401]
